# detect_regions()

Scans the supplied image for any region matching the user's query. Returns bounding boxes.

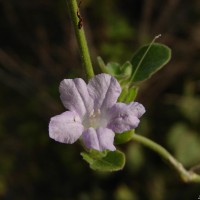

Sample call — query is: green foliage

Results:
[98,43,171,88]
[124,87,138,103]
[81,150,125,172]
[114,185,137,200]
[179,96,200,124]
[99,15,135,62]
[130,43,171,82]
[98,42,171,105]
[97,57,132,81]
[114,130,134,145]
[167,123,200,167]
[118,86,138,102]
[126,144,144,172]
[105,62,122,76]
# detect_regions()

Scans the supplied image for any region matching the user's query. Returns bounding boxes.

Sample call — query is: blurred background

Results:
[0,0,200,199]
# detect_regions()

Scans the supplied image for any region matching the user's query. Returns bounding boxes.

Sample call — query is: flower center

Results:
[89,109,101,128]
[83,109,107,129]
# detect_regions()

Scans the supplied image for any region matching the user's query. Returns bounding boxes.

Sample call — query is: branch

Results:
[67,0,94,79]
[132,134,200,183]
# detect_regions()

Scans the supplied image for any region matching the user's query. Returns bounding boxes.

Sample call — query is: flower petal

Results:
[59,78,93,118]
[88,74,121,112]
[96,127,116,151]
[82,128,100,150]
[49,111,84,144]
[107,103,142,133]
[82,127,116,151]
[128,102,146,118]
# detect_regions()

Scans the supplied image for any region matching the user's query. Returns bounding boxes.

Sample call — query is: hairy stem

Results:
[132,134,200,183]
[67,0,94,79]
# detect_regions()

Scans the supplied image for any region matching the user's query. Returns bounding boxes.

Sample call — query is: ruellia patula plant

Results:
[48,0,200,183]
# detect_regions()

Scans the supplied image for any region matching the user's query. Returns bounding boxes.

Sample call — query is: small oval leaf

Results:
[130,43,171,82]
[81,150,125,172]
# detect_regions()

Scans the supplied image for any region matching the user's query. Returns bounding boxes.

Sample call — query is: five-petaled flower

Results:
[49,73,145,151]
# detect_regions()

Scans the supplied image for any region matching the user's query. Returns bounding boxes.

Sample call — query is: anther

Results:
[89,109,94,117]
[97,109,101,115]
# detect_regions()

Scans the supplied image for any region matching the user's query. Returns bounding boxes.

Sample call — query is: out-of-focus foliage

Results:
[0,0,200,200]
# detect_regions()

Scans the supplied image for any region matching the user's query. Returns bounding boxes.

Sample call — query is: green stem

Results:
[132,134,200,183]
[67,0,94,79]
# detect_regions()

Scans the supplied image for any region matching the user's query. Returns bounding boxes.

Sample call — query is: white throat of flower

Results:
[83,109,108,129]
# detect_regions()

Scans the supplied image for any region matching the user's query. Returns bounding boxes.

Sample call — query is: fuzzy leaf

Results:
[120,61,132,77]
[106,62,121,76]
[81,150,125,172]
[97,56,108,73]
[130,43,171,82]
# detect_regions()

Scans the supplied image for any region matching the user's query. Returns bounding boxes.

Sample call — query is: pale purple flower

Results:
[49,73,145,151]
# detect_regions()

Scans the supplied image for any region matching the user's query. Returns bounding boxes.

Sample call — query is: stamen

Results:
[89,109,94,117]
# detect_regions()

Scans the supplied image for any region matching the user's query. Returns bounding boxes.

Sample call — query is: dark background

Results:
[0,0,200,199]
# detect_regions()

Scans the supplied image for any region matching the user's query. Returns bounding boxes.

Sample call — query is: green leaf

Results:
[118,87,129,102]
[106,62,121,76]
[97,57,133,81]
[120,61,132,78]
[86,149,108,159]
[118,87,138,103]
[97,56,121,76]
[130,43,171,82]
[97,56,109,74]
[115,130,134,144]
[81,150,125,172]
[125,87,138,103]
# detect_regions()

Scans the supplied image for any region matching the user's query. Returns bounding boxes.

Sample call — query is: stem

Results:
[67,0,94,79]
[132,134,200,183]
